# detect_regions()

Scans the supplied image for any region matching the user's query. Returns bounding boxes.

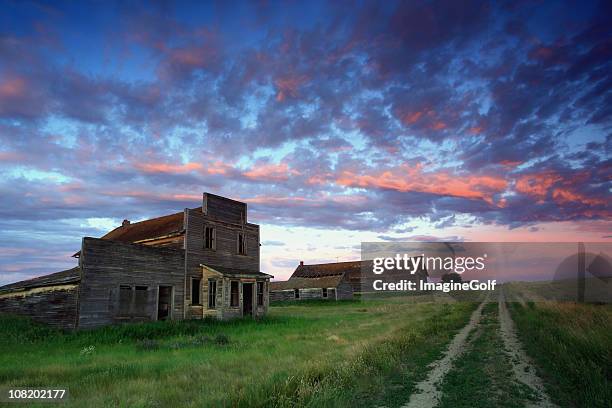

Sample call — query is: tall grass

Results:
[236,302,477,407]
[0,298,476,407]
[508,301,611,408]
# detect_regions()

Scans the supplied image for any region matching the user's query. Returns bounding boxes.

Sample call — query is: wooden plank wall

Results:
[336,275,354,300]
[204,193,248,224]
[270,287,344,302]
[0,286,79,329]
[78,237,185,329]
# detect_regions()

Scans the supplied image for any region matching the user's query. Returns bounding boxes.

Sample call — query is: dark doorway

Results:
[158,286,172,320]
[242,283,253,316]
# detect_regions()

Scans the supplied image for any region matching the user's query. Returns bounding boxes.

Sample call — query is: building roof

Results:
[0,267,80,293]
[291,259,427,281]
[201,264,273,279]
[72,209,194,257]
[291,260,365,278]
[101,210,189,243]
[270,275,345,290]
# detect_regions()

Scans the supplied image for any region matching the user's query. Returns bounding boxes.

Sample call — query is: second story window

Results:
[237,232,247,255]
[204,226,215,249]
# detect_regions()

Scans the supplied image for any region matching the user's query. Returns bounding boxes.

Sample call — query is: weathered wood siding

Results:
[78,237,185,329]
[183,203,260,318]
[0,285,79,329]
[270,289,295,302]
[204,193,248,224]
[336,276,354,300]
[270,287,346,302]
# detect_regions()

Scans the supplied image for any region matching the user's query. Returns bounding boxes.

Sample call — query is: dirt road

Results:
[402,297,488,408]
[498,289,557,408]
[401,290,556,408]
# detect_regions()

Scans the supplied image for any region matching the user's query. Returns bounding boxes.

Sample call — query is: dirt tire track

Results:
[402,296,488,408]
[498,289,557,408]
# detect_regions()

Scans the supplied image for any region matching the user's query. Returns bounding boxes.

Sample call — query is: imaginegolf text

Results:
[373,279,497,293]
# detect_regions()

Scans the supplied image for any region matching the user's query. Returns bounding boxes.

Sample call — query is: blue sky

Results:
[0,0,610,283]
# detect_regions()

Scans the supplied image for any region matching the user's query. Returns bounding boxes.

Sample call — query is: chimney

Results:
[299,261,304,266]
[122,219,131,227]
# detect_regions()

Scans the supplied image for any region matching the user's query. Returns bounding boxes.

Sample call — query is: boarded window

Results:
[322,287,328,298]
[230,281,239,307]
[204,226,215,249]
[237,232,247,255]
[208,279,217,309]
[257,282,264,306]
[134,286,148,316]
[119,285,132,316]
[192,278,201,305]
[294,288,300,299]
[118,285,148,316]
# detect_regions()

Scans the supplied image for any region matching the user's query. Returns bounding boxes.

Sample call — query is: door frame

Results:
[156,285,174,321]
[242,282,254,317]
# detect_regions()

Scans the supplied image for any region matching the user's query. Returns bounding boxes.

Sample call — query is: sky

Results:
[0,0,610,284]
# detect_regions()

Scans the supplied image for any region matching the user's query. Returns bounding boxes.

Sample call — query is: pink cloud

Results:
[205,161,232,175]
[274,75,308,102]
[515,172,561,199]
[243,162,300,181]
[135,162,203,174]
[0,77,27,98]
[335,164,507,204]
[0,151,25,162]
[402,111,423,125]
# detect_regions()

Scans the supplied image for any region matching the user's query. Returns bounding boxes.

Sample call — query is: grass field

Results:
[1,290,610,407]
[0,296,477,407]
[507,299,611,408]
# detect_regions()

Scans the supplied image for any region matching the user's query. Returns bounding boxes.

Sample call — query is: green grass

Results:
[507,298,612,407]
[438,302,537,408]
[0,296,476,407]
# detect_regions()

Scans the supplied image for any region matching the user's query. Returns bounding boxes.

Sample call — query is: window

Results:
[294,288,300,299]
[237,232,247,255]
[118,285,148,316]
[191,278,201,305]
[204,226,215,249]
[208,279,217,309]
[230,281,239,307]
[119,285,132,315]
[322,288,328,298]
[257,282,264,306]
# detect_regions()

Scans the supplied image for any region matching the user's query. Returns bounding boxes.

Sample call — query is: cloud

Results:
[262,240,285,246]
[0,0,611,280]
[335,164,508,205]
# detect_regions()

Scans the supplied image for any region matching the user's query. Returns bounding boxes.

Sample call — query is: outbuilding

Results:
[270,261,354,301]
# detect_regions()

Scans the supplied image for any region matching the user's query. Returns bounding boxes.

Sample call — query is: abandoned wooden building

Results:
[270,258,429,301]
[270,261,355,301]
[0,193,272,329]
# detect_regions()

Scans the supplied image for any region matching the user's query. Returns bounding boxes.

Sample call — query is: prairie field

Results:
[506,299,611,407]
[0,296,476,407]
[0,289,610,407]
